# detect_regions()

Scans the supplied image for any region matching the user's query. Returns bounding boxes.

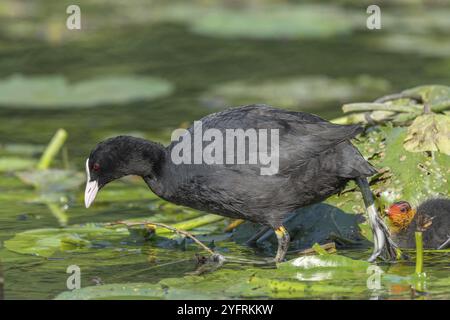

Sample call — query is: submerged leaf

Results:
[403,114,450,155]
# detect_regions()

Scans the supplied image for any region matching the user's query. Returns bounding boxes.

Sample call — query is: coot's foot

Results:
[356,177,400,263]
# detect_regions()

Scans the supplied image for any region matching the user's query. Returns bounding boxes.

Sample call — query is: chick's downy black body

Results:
[85,105,397,262]
[393,199,450,249]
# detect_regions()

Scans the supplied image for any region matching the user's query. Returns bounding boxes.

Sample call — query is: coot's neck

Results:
[121,137,167,179]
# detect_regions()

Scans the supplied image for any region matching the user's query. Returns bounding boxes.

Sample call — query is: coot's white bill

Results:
[84,158,98,208]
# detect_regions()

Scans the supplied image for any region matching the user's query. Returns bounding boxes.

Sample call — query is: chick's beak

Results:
[84,158,98,208]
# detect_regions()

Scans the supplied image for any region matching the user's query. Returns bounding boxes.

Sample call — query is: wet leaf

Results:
[55,254,372,300]
[403,114,450,155]
[4,225,130,257]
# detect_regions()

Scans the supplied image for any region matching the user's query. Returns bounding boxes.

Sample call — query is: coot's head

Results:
[84,136,164,208]
[386,201,415,230]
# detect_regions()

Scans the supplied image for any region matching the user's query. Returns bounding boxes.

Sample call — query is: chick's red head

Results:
[387,201,415,230]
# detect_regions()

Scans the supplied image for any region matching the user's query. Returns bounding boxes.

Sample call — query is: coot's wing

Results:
[167,104,372,177]
[198,104,362,159]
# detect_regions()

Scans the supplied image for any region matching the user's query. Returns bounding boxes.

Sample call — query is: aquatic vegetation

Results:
[0,157,36,172]
[201,75,390,110]
[0,75,174,109]
[0,0,448,300]
[157,3,363,40]
[404,113,450,155]
[4,225,129,257]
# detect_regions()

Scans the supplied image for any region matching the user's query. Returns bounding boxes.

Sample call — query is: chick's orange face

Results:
[387,201,415,230]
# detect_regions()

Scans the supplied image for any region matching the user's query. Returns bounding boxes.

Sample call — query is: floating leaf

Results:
[375,34,450,58]
[281,255,369,270]
[16,169,84,193]
[0,157,36,172]
[202,76,390,110]
[159,4,364,40]
[4,225,129,257]
[404,114,450,155]
[0,75,174,109]
[55,254,372,300]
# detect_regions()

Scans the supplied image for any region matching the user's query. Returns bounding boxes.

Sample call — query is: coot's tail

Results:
[356,177,399,262]
[321,140,378,179]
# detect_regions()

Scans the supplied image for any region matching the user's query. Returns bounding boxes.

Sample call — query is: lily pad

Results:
[158,4,363,40]
[403,114,450,155]
[55,254,372,300]
[202,75,390,110]
[16,169,84,193]
[4,225,130,257]
[375,34,450,58]
[0,75,174,109]
[0,157,36,172]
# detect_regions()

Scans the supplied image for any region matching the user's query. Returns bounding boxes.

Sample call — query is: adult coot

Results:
[387,199,450,249]
[85,104,398,262]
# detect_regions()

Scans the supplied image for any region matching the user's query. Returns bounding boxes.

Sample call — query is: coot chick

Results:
[85,104,398,262]
[387,199,450,249]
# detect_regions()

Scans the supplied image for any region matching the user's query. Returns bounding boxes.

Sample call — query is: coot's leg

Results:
[245,226,271,246]
[274,226,290,262]
[356,177,399,262]
[255,212,297,245]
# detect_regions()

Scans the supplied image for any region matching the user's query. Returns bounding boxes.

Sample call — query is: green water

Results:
[0,1,449,299]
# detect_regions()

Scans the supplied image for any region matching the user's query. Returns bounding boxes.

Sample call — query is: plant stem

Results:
[415,231,423,275]
[342,103,421,114]
[46,202,69,227]
[163,214,224,233]
[107,220,215,255]
[224,219,245,232]
[37,129,68,170]
[0,259,4,300]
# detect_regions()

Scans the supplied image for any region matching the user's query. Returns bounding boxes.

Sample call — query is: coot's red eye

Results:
[93,163,100,172]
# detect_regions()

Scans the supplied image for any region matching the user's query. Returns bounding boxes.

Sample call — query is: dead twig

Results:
[105,220,215,256]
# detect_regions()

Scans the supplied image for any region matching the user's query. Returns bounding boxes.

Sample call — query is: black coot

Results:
[85,104,398,262]
[387,198,450,249]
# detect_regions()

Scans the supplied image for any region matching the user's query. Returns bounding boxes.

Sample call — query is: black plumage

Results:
[389,198,450,249]
[85,104,397,262]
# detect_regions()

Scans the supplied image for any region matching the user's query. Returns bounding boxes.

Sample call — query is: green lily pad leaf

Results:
[0,157,36,172]
[159,4,363,40]
[280,255,369,270]
[16,169,84,192]
[4,225,130,257]
[55,282,166,300]
[375,34,450,58]
[56,254,372,300]
[404,114,450,155]
[0,75,174,109]
[202,75,390,110]
[0,143,44,156]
